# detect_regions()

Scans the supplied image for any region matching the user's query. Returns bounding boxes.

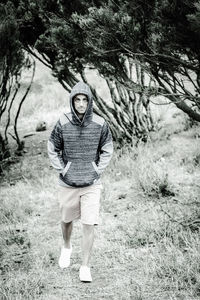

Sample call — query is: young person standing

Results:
[48,81,113,282]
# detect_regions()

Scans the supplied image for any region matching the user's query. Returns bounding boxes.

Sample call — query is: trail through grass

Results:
[0,128,200,300]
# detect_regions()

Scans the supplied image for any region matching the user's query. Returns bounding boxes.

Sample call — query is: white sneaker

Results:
[79,266,92,282]
[58,245,72,269]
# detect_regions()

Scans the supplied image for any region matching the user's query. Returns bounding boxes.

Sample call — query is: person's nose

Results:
[79,99,84,106]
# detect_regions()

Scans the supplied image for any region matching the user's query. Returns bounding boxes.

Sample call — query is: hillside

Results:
[0,119,200,299]
[0,61,200,299]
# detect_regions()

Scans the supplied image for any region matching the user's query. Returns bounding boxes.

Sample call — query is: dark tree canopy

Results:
[1,0,200,153]
[0,1,35,162]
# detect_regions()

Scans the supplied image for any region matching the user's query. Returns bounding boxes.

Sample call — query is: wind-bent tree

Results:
[4,0,200,145]
[10,0,155,143]
[0,2,34,163]
[69,0,200,122]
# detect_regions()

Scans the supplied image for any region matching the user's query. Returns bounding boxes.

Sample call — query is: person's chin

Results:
[78,110,85,114]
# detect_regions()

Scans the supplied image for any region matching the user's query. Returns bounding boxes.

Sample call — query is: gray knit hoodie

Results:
[48,81,113,187]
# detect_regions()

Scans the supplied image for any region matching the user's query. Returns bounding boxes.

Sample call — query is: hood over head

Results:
[69,81,93,126]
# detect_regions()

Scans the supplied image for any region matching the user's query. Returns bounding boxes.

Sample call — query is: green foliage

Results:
[188,1,200,37]
[0,2,24,75]
[1,0,200,150]
[0,1,34,160]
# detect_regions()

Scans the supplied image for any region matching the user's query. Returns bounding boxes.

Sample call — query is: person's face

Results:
[73,94,88,116]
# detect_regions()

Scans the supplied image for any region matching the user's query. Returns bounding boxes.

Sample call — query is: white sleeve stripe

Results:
[47,140,64,172]
[98,141,113,174]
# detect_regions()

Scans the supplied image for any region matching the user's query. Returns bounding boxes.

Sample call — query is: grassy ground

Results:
[0,61,200,300]
[0,121,200,300]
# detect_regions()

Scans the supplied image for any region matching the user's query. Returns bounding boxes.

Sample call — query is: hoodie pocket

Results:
[62,161,100,187]
[62,162,72,177]
[92,161,100,175]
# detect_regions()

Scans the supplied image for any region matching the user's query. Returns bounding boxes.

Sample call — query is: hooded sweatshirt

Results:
[48,81,113,187]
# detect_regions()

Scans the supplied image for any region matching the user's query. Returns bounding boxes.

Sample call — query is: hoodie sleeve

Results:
[47,120,65,173]
[97,121,113,174]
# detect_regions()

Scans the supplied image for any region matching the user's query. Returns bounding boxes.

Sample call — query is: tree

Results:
[0,1,34,164]
[5,0,200,144]
[12,0,155,142]
[69,0,200,122]
[31,1,200,129]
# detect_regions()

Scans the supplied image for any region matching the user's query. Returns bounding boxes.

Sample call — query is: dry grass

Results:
[0,64,200,299]
[0,124,200,300]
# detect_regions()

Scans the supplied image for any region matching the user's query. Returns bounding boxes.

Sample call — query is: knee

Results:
[82,224,94,235]
[61,221,72,228]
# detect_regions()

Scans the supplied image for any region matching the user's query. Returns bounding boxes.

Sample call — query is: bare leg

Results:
[81,224,94,266]
[61,221,73,248]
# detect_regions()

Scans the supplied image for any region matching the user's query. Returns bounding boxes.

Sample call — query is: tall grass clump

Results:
[133,143,175,198]
[0,180,45,299]
[105,144,138,181]
[0,183,32,277]
[148,225,200,298]
[0,268,46,300]
[179,143,200,173]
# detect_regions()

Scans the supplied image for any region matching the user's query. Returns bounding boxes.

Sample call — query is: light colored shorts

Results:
[58,184,102,225]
